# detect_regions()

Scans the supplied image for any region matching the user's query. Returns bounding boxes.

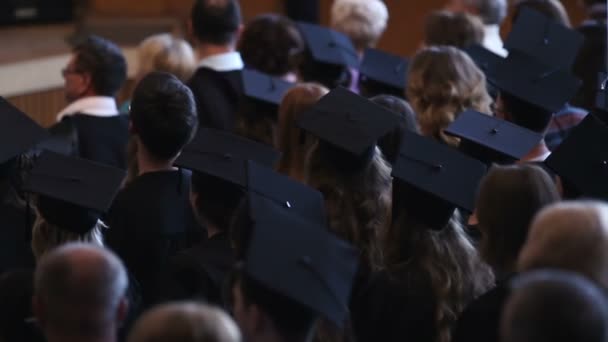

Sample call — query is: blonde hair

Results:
[330,0,389,52]
[305,147,392,270]
[276,83,329,182]
[128,302,241,342]
[137,33,196,82]
[31,215,105,261]
[385,210,494,342]
[518,201,608,289]
[424,11,485,48]
[407,46,492,147]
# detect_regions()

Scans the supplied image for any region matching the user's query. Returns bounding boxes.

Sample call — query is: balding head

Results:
[34,243,129,342]
[501,270,608,342]
[128,302,241,342]
[518,201,608,288]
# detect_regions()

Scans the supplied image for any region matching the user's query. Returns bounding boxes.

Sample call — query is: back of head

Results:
[238,14,304,77]
[501,270,608,342]
[476,164,560,273]
[512,0,571,27]
[518,201,608,289]
[130,72,198,160]
[137,33,196,82]
[330,0,389,52]
[464,0,508,25]
[34,243,128,339]
[73,35,127,97]
[498,91,553,134]
[128,302,241,342]
[424,11,485,48]
[407,45,492,146]
[369,95,419,164]
[190,0,242,45]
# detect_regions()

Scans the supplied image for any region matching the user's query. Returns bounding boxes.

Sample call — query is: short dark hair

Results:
[424,11,485,48]
[191,172,244,230]
[500,91,553,134]
[370,95,419,165]
[130,72,198,160]
[190,0,242,45]
[73,35,127,97]
[238,14,304,76]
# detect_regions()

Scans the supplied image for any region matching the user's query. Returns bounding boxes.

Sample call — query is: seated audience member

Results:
[105,72,200,309]
[500,270,608,342]
[238,14,303,82]
[352,131,493,342]
[517,201,608,289]
[424,11,485,48]
[188,0,244,130]
[407,46,492,147]
[128,302,241,342]
[446,0,508,56]
[370,95,419,165]
[330,0,389,92]
[452,164,560,342]
[276,83,329,181]
[33,243,129,342]
[48,35,129,169]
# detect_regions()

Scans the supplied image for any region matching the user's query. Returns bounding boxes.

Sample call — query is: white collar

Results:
[482,25,509,58]
[197,51,244,72]
[57,96,119,122]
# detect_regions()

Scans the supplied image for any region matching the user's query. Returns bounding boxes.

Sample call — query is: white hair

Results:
[137,33,196,82]
[330,0,389,51]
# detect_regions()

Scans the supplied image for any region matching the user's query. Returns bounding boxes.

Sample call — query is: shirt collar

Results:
[483,25,509,58]
[57,96,119,122]
[197,52,244,72]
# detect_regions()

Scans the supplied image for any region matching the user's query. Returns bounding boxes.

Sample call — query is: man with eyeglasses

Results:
[45,35,129,169]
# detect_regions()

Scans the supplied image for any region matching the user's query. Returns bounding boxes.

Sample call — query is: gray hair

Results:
[466,0,507,25]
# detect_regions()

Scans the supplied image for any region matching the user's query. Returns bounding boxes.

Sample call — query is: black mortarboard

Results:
[505,7,584,70]
[23,151,125,234]
[594,72,608,124]
[244,200,358,325]
[463,44,503,83]
[545,115,608,200]
[246,160,326,225]
[491,51,581,113]
[358,48,408,97]
[242,69,296,109]
[0,97,49,165]
[392,131,487,230]
[175,127,280,187]
[445,110,543,164]
[297,22,359,68]
[297,87,400,164]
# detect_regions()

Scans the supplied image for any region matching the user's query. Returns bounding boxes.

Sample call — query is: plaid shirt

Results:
[545,105,588,151]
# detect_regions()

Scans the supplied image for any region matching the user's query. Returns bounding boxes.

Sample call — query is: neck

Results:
[136,141,177,176]
[520,141,550,162]
[196,43,235,61]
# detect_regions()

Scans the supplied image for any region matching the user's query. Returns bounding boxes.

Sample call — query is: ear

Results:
[116,297,129,325]
[32,295,46,328]
[81,71,94,94]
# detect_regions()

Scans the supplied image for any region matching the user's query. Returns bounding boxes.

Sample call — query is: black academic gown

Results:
[163,232,234,307]
[452,277,512,342]
[187,67,243,131]
[46,113,129,169]
[105,169,204,309]
[351,265,437,342]
[0,203,34,275]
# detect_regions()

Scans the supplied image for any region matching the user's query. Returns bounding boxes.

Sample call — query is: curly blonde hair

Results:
[407,46,492,147]
[305,146,392,270]
[330,0,389,52]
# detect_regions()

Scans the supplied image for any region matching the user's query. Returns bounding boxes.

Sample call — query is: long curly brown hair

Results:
[305,146,392,271]
[384,208,494,342]
[407,46,492,147]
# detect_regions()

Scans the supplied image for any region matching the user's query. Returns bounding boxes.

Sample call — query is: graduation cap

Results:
[0,97,49,165]
[445,110,543,164]
[23,151,126,234]
[545,115,608,200]
[175,127,280,187]
[358,48,408,98]
[505,7,584,70]
[246,160,326,225]
[244,199,358,325]
[463,44,503,83]
[241,68,296,112]
[594,72,608,124]
[491,51,581,113]
[297,87,400,169]
[392,131,487,230]
[296,22,359,68]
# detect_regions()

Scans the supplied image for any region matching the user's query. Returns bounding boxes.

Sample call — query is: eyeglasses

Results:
[61,67,82,77]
